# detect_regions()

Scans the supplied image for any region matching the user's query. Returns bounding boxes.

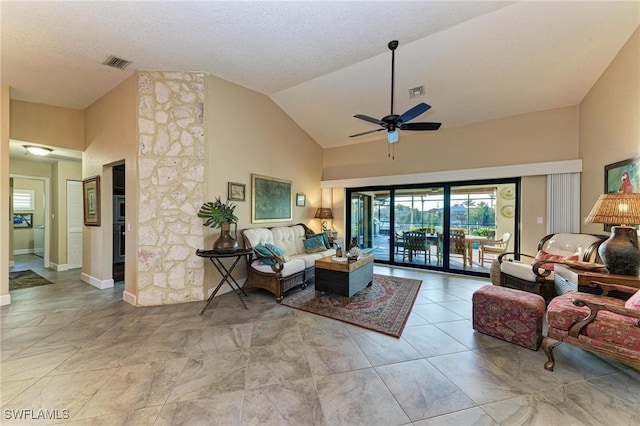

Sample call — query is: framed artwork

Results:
[83,175,101,226]
[296,193,306,207]
[13,213,33,228]
[251,174,292,223]
[228,182,246,201]
[604,156,639,230]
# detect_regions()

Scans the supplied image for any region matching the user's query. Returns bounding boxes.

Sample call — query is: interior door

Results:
[67,180,83,269]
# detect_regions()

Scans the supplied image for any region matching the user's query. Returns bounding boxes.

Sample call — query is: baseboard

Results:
[49,262,69,272]
[13,249,33,255]
[0,293,11,306]
[81,273,114,290]
[123,291,136,306]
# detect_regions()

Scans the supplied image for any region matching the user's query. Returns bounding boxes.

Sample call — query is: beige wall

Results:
[323,106,581,255]
[10,100,84,150]
[1,85,10,302]
[203,76,324,294]
[580,26,640,235]
[84,74,137,293]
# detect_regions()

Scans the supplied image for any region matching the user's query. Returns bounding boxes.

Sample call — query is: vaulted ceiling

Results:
[2,1,638,150]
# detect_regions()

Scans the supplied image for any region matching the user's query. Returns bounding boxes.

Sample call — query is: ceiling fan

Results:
[350,40,441,152]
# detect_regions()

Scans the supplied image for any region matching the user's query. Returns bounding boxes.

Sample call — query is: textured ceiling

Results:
[2,1,639,149]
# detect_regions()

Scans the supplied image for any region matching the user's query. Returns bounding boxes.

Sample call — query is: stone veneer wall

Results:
[136,71,206,306]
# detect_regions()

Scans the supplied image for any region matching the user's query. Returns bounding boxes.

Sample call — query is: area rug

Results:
[9,270,53,291]
[282,274,422,338]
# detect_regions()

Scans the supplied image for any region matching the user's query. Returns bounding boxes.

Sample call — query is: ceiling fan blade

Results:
[400,122,442,131]
[349,128,385,138]
[354,114,385,126]
[399,103,431,123]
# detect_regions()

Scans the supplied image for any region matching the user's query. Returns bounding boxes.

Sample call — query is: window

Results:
[13,189,35,211]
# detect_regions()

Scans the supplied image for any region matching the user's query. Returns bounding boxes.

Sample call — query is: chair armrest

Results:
[568,296,640,337]
[250,255,285,273]
[498,252,536,264]
[584,280,639,297]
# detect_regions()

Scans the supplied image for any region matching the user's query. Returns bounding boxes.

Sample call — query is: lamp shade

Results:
[585,193,640,226]
[585,193,640,276]
[314,208,334,220]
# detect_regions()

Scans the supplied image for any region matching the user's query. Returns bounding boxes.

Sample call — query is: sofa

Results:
[493,233,606,301]
[542,281,640,371]
[241,223,336,301]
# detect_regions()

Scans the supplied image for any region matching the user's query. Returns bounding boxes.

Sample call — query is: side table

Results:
[196,248,253,314]
[554,263,640,299]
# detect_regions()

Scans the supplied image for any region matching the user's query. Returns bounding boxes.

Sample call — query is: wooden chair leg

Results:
[541,336,561,371]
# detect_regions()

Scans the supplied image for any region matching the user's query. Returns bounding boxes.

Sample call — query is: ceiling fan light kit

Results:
[350,40,441,158]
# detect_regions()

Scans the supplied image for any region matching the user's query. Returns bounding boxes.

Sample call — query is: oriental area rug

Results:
[282,274,422,338]
[9,270,53,291]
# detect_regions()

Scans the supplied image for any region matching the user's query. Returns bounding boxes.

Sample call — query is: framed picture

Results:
[83,175,101,226]
[251,174,292,223]
[228,182,246,201]
[13,213,33,228]
[296,193,306,207]
[604,156,639,230]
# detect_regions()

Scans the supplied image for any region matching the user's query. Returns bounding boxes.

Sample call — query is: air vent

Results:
[103,55,132,70]
[408,85,424,99]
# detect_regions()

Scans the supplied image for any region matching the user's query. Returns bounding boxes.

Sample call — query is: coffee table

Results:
[314,254,374,304]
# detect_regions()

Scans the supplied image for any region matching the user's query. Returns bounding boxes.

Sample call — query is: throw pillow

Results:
[265,243,290,262]
[254,244,279,265]
[303,234,326,254]
[320,232,331,249]
[625,289,640,312]
[532,250,579,271]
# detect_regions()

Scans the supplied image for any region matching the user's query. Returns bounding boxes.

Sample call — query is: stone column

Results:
[136,71,206,305]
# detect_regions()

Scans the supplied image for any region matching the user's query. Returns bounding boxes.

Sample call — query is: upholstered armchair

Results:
[493,233,605,300]
[543,281,640,371]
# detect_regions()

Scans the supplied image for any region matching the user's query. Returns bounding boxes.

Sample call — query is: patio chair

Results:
[480,232,511,266]
[403,231,429,263]
[436,230,467,268]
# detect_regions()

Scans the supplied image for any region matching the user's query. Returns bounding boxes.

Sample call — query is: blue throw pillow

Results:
[320,232,331,249]
[254,244,277,265]
[303,234,326,254]
[265,243,290,262]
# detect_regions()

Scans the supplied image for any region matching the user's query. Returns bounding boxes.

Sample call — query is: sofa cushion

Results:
[541,233,603,262]
[249,258,305,277]
[303,234,326,254]
[243,228,275,248]
[625,289,640,312]
[271,225,307,256]
[501,260,547,282]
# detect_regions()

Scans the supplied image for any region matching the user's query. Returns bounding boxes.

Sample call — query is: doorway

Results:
[112,164,125,282]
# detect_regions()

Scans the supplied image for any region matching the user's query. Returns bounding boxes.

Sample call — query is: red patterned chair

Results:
[542,281,640,371]
[473,285,546,350]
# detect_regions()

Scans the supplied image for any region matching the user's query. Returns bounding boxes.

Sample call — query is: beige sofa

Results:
[241,223,336,301]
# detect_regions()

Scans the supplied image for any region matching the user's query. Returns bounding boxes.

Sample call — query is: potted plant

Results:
[198,196,239,252]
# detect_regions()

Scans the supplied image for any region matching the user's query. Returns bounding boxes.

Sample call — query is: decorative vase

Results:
[213,222,238,253]
[599,226,640,276]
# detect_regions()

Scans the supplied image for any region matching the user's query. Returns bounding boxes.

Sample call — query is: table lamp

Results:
[585,193,640,275]
[314,208,333,232]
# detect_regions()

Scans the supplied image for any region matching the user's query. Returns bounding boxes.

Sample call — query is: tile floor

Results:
[2,255,639,425]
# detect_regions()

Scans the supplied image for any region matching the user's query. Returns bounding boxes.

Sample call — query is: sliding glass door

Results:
[346,179,519,277]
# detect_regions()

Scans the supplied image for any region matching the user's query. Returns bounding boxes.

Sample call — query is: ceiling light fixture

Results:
[24,146,53,156]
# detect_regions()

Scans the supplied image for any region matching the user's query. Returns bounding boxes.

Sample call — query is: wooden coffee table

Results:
[314,254,374,304]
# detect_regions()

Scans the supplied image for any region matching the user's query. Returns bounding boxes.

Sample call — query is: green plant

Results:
[197,197,238,229]
[471,228,496,239]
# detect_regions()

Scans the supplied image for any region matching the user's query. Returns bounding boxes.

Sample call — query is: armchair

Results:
[494,233,605,300]
[542,281,640,371]
[480,232,511,266]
